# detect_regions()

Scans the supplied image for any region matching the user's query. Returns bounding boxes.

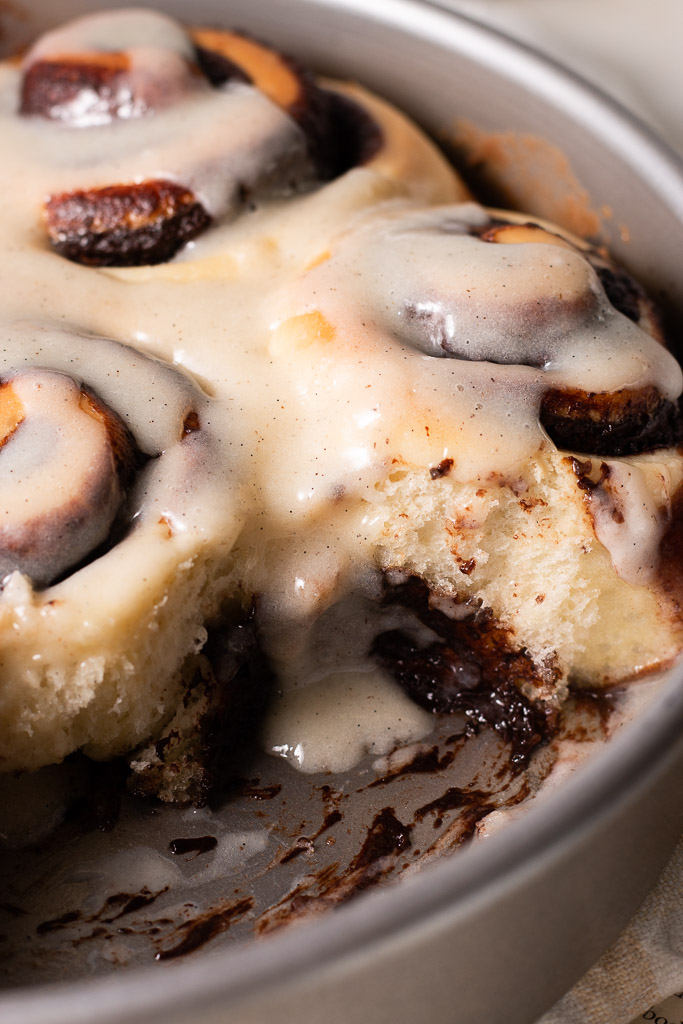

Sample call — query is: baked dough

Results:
[0,9,681,799]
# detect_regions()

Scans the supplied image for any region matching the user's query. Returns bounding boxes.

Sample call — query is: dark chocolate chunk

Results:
[429,457,454,480]
[372,575,554,764]
[540,385,683,456]
[44,180,212,267]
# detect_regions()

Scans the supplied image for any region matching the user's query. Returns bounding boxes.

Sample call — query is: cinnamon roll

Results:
[1,10,682,804]
[0,366,140,588]
[0,320,244,778]
[20,10,316,265]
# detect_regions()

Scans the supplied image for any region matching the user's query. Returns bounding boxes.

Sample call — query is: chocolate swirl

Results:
[0,368,141,588]
[325,204,682,457]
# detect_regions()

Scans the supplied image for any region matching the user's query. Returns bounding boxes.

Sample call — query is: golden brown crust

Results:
[190,28,304,111]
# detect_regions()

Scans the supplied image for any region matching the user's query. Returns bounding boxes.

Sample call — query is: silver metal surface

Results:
[1,2,683,1022]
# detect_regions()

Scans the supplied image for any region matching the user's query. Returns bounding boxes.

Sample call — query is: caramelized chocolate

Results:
[44,181,211,267]
[540,385,682,456]
[21,54,149,123]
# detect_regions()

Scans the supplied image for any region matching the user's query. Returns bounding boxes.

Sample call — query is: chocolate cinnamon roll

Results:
[19,11,320,264]
[0,367,141,588]
[324,203,681,457]
[261,198,683,711]
[0,320,244,782]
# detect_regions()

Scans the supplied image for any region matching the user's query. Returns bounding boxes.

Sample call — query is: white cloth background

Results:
[438,3,683,1021]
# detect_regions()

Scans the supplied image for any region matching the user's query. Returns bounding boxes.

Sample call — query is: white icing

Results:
[588,460,666,584]
[297,203,680,399]
[263,669,433,774]
[25,9,197,65]
[12,84,310,219]
[14,8,314,219]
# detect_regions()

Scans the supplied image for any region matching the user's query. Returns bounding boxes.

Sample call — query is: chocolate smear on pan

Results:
[36,886,168,935]
[169,836,218,858]
[257,806,411,934]
[155,897,253,961]
[278,787,344,864]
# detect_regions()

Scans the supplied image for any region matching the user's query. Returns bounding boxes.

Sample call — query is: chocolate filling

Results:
[320,90,383,176]
[540,385,683,456]
[44,181,212,268]
[194,44,252,88]
[372,575,555,764]
[194,34,382,180]
[127,602,274,806]
[596,264,645,323]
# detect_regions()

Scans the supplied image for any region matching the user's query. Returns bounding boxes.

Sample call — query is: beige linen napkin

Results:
[537,836,683,1024]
